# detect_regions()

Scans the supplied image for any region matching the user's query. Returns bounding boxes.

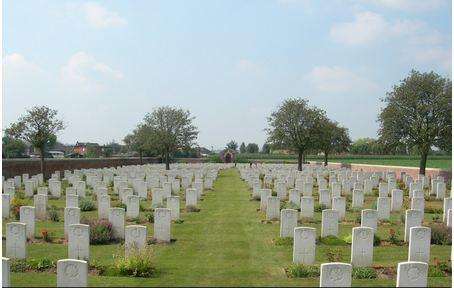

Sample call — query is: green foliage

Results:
[79,198,96,211]
[352,268,377,279]
[5,106,64,160]
[286,202,299,210]
[374,234,381,246]
[343,234,352,244]
[146,213,154,223]
[430,224,452,245]
[226,140,238,151]
[84,145,100,158]
[261,143,271,154]
[10,260,28,272]
[81,218,113,244]
[274,237,293,246]
[314,204,328,212]
[115,246,155,277]
[429,265,446,277]
[388,228,401,245]
[11,197,28,220]
[239,142,246,153]
[245,143,259,154]
[378,70,452,173]
[2,135,27,158]
[286,264,320,278]
[48,208,60,222]
[28,258,55,271]
[115,202,127,210]
[325,248,343,262]
[320,236,347,246]
[208,154,222,163]
[350,138,390,155]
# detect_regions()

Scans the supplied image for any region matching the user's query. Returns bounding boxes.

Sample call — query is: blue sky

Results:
[3,0,452,150]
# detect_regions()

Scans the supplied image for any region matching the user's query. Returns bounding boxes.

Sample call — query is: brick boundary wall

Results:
[2,158,161,179]
[309,161,452,180]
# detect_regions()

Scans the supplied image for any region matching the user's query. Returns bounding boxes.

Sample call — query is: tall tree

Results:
[124,124,154,164]
[141,106,198,170]
[246,143,259,153]
[378,70,452,175]
[261,143,271,154]
[266,98,325,171]
[239,142,246,153]
[6,106,64,178]
[316,119,351,166]
[226,140,238,151]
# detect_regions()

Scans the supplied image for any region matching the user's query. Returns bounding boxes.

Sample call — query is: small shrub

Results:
[286,264,320,278]
[41,230,51,242]
[320,236,348,246]
[433,257,452,273]
[314,204,328,212]
[432,214,441,222]
[79,198,96,211]
[429,265,446,277]
[430,224,451,245]
[274,237,293,246]
[353,267,377,279]
[252,194,261,201]
[11,198,28,220]
[271,191,278,197]
[286,202,299,210]
[388,228,400,245]
[146,214,154,223]
[81,218,113,244]
[325,248,343,262]
[343,234,352,244]
[115,246,155,277]
[373,234,381,246]
[139,202,149,212]
[186,205,200,212]
[425,207,443,214]
[10,260,28,272]
[355,214,362,224]
[28,257,55,271]
[116,203,127,210]
[48,209,60,222]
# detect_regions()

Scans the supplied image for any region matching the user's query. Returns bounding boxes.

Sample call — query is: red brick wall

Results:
[2,158,161,179]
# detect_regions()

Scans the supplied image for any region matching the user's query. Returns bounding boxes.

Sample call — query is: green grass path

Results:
[9,168,451,286]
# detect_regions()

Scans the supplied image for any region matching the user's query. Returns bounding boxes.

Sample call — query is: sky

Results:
[3,0,452,150]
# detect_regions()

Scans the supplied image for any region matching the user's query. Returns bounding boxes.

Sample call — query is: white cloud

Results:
[308,66,377,94]
[361,0,447,12]
[330,12,387,45]
[3,53,45,81]
[83,2,127,29]
[60,51,123,92]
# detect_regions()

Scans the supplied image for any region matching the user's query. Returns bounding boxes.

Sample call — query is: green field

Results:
[3,169,451,286]
[235,154,452,170]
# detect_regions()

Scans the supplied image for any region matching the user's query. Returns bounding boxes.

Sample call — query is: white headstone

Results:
[319,189,330,207]
[97,195,110,219]
[280,209,298,237]
[408,226,431,263]
[361,209,377,232]
[152,188,164,206]
[321,209,339,237]
[34,194,48,220]
[154,208,171,242]
[436,182,446,199]
[2,257,10,287]
[443,198,452,223]
[57,259,88,287]
[396,261,428,287]
[300,196,314,218]
[185,188,198,207]
[6,222,26,259]
[109,208,125,240]
[66,195,79,208]
[64,207,81,239]
[405,209,423,242]
[391,189,403,212]
[320,262,352,287]
[260,189,272,211]
[125,225,147,256]
[410,197,425,212]
[68,224,90,261]
[167,196,180,221]
[332,197,346,220]
[293,227,315,265]
[352,189,364,208]
[377,197,390,220]
[351,227,374,267]
[126,195,140,218]
[266,196,280,220]
[20,206,35,239]
[2,194,10,218]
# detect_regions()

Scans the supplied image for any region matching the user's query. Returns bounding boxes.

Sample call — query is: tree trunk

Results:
[165,153,170,170]
[40,146,46,179]
[324,152,328,166]
[419,151,428,175]
[297,150,303,171]
[139,149,143,165]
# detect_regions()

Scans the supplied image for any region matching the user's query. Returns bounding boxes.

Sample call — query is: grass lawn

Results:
[3,168,451,286]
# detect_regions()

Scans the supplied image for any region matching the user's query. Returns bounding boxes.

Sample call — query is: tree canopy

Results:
[378,70,452,175]
[226,140,238,151]
[6,106,64,176]
[315,119,351,165]
[266,98,326,170]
